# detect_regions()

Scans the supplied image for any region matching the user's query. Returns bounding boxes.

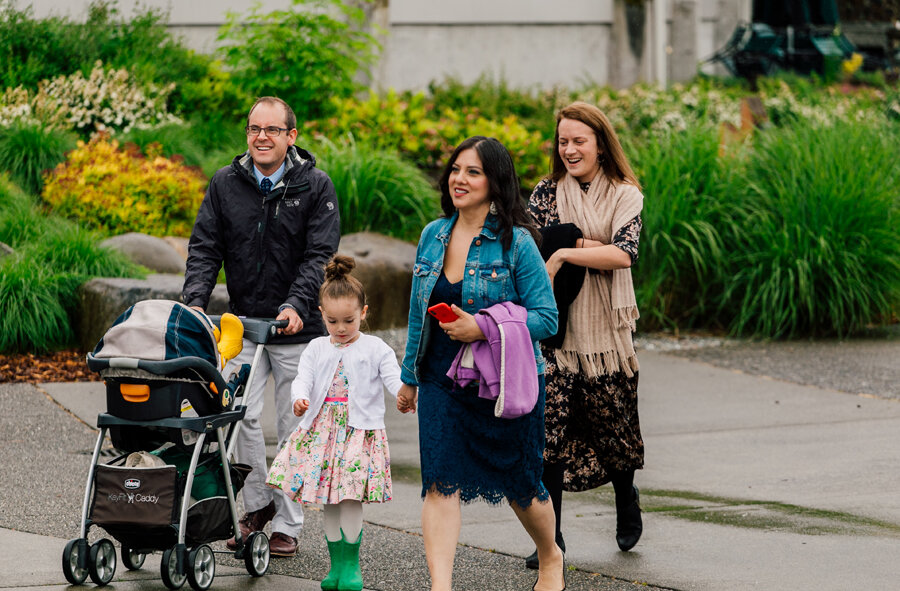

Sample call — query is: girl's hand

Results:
[397,384,418,414]
[441,304,485,343]
[293,399,310,417]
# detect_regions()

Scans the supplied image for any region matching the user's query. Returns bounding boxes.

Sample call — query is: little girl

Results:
[266,254,403,591]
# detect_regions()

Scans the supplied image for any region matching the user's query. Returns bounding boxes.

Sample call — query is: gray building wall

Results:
[28,0,750,90]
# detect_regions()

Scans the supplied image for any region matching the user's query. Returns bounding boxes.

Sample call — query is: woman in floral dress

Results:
[524,102,646,569]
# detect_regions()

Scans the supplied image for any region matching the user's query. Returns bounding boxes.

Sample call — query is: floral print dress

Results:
[266,342,392,504]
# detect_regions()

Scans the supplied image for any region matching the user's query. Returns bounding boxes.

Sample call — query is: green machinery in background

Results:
[709,0,869,81]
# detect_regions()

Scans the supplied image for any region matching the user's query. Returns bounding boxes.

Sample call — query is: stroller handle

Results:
[208,316,290,346]
[86,354,227,392]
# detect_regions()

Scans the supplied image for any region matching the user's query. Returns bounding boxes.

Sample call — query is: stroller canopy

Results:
[93,300,219,367]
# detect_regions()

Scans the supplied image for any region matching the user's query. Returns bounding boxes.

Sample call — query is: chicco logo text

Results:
[124,478,141,490]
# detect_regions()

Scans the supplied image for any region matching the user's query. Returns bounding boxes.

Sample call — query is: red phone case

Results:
[427,303,459,323]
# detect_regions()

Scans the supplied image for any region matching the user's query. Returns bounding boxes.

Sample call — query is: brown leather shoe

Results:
[269,531,298,557]
[226,500,276,550]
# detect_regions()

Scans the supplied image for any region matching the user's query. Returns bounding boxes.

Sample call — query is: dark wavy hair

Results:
[438,136,540,250]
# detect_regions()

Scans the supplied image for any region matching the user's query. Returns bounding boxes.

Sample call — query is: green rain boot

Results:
[336,528,363,591]
[321,536,343,590]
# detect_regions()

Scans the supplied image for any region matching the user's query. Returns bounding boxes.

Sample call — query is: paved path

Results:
[1,334,898,590]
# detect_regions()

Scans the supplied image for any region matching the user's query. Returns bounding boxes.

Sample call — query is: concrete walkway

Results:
[2,340,899,590]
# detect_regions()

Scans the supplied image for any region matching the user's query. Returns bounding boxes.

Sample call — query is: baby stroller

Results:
[62,300,286,590]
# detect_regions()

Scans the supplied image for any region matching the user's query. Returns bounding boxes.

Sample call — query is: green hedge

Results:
[0,176,143,353]
[723,122,900,338]
[3,0,898,341]
[0,121,76,195]
[313,137,440,243]
[629,119,900,338]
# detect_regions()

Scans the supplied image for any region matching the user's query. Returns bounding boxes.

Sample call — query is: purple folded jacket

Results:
[446,301,538,419]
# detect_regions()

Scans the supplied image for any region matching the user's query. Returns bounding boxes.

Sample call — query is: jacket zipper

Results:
[257,196,266,273]
[274,180,290,221]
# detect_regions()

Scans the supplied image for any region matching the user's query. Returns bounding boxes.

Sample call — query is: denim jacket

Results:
[401,213,558,385]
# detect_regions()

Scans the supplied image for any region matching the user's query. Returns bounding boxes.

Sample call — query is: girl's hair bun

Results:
[324,254,355,282]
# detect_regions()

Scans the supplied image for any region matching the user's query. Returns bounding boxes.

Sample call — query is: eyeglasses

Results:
[245,125,291,137]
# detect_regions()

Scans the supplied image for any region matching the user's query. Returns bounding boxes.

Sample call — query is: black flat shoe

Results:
[525,534,565,570]
[616,485,643,551]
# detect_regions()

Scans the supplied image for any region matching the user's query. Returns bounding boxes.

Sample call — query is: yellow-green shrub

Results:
[41,136,205,236]
[306,91,551,188]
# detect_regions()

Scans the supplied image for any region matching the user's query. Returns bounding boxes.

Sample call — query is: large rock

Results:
[163,236,190,260]
[100,232,186,274]
[338,232,416,331]
[77,274,228,352]
[75,232,416,351]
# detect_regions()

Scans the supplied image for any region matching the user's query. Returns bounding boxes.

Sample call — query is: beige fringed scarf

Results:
[555,171,643,378]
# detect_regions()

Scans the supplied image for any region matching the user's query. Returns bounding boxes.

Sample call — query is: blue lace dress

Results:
[417,272,548,508]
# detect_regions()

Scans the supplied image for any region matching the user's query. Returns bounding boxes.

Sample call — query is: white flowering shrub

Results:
[889,100,900,121]
[0,87,37,127]
[755,78,887,126]
[0,61,181,134]
[566,78,897,136]
[570,83,744,135]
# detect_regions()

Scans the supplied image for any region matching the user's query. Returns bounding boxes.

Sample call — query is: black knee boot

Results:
[525,462,566,569]
[611,470,642,551]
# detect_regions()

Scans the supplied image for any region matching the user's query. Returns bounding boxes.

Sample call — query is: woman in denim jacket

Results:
[396,137,564,591]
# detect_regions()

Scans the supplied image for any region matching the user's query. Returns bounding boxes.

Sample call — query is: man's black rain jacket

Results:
[182,146,340,344]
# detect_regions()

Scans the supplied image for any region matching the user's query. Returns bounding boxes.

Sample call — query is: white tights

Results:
[322,499,363,542]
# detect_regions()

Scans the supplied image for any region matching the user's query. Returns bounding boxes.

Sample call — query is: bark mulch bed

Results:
[0,350,100,383]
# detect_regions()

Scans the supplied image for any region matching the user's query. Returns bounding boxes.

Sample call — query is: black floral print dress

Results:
[529,178,644,492]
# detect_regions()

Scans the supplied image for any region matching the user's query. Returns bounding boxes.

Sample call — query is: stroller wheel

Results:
[160,546,186,589]
[88,539,117,586]
[62,538,89,585]
[244,531,270,577]
[121,545,146,570]
[187,545,215,591]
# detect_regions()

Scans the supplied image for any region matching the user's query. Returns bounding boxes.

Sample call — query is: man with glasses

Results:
[183,96,340,557]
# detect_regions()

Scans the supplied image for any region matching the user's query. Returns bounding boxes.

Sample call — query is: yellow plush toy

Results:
[213,313,244,368]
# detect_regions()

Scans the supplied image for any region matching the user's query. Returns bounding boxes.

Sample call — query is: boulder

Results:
[100,232,186,273]
[338,232,416,331]
[74,232,417,350]
[77,274,228,352]
[163,236,190,260]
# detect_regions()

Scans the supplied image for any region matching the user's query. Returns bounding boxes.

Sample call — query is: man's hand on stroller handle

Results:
[293,399,310,416]
[276,307,303,335]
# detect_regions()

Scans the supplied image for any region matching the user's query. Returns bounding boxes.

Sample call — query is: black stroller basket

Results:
[67,409,268,589]
[88,412,250,549]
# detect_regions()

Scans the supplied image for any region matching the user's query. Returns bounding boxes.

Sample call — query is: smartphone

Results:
[427,303,459,323]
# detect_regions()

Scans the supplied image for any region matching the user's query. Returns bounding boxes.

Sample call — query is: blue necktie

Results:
[260,177,272,195]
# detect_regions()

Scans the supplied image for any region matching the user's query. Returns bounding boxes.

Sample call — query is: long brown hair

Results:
[550,101,641,190]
